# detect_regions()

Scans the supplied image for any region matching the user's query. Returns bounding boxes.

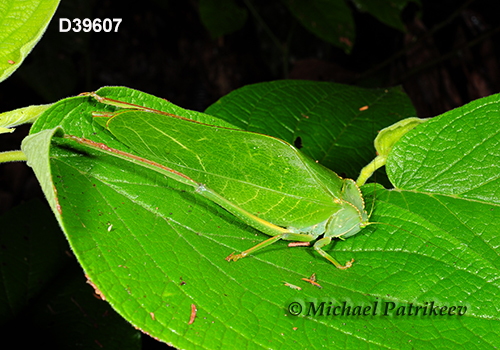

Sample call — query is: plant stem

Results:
[0,150,27,163]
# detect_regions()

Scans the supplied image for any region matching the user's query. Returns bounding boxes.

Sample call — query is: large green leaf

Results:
[22,84,500,348]
[0,0,60,83]
[205,80,416,180]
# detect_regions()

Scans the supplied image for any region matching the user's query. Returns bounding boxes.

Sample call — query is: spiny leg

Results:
[313,237,354,269]
[288,242,310,247]
[227,231,315,262]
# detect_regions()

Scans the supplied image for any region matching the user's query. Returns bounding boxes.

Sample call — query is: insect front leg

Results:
[313,237,354,269]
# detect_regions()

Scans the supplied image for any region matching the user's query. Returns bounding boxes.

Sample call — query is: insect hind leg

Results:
[313,237,354,269]
[227,231,315,262]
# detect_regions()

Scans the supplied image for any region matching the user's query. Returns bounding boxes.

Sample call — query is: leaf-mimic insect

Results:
[68,93,386,269]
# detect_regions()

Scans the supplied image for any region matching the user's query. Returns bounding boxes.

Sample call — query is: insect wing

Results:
[100,110,345,230]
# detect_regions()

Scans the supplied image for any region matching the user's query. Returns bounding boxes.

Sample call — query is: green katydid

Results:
[66,93,421,269]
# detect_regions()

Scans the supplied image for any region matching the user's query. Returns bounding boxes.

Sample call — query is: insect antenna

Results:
[367,163,378,221]
[359,166,412,235]
[365,113,381,223]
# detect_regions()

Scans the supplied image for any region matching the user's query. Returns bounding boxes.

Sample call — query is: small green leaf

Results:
[357,117,428,185]
[351,0,420,31]
[0,0,60,82]
[282,0,355,53]
[199,0,248,38]
[0,103,52,134]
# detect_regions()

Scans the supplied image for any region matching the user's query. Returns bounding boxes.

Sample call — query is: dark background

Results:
[1,0,498,348]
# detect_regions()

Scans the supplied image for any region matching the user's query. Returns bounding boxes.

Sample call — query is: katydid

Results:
[68,92,375,269]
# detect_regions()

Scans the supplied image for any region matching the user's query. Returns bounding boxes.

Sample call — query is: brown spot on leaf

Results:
[189,304,197,324]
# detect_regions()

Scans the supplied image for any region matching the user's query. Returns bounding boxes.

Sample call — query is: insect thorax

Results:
[325,200,368,239]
